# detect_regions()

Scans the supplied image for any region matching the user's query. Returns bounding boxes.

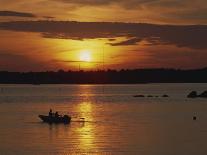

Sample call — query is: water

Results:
[0,84,207,155]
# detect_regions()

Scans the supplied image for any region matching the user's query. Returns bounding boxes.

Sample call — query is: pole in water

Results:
[102,45,105,93]
[102,45,104,71]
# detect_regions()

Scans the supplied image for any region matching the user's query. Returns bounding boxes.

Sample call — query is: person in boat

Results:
[55,111,59,117]
[49,109,53,117]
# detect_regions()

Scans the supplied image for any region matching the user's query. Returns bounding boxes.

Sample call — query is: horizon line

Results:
[1,67,207,73]
[1,20,207,26]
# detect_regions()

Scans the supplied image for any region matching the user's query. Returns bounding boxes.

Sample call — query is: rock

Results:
[199,91,207,98]
[133,95,145,97]
[162,94,169,97]
[187,91,198,98]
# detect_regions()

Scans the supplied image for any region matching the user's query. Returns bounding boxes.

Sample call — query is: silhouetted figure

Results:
[55,111,59,117]
[49,109,52,117]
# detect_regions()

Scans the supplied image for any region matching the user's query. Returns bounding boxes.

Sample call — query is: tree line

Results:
[0,68,207,84]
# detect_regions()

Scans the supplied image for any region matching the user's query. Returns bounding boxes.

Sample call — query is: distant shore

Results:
[0,68,207,84]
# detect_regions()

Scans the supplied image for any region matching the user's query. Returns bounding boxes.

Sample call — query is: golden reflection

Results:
[78,102,92,115]
[76,101,96,151]
[74,85,98,151]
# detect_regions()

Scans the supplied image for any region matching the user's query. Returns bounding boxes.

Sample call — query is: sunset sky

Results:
[0,0,207,71]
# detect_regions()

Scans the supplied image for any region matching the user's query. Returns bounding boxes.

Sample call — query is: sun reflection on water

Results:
[76,101,97,152]
[75,85,98,152]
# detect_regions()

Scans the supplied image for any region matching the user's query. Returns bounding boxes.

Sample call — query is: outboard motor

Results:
[63,115,71,124]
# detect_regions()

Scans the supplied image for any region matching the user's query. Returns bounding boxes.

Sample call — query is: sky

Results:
[0,0,207,71]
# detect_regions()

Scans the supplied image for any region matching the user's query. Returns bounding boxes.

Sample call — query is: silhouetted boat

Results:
[39,115,71,124]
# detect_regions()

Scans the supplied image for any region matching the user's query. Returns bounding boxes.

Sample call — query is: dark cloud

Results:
[109,38,142,46]
[0,21,207,49]
[43,16,55,19]
[0,11,36,18]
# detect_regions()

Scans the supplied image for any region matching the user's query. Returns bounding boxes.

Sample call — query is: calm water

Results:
[0,84,207,155]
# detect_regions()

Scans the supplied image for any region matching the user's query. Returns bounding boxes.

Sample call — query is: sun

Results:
[80,50,91,62]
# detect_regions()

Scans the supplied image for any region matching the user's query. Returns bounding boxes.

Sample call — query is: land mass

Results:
[0,68,207,84]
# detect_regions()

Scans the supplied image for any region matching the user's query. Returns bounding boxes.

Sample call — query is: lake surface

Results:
[0,84,207,155]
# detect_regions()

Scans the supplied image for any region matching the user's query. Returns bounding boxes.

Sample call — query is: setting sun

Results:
[80,50,92,62]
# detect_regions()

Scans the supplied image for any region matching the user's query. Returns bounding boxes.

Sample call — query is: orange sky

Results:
[0,0,207,71]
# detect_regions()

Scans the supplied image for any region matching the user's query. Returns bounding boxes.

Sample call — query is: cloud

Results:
[56,0,159,8]
[57,0,115,6]
[0,1,206,24]
[42,16,55,19]
[53,0,207,23]
[0,21,207,49]
[109,38,142,46]
[0,11,36,18]
[54,59,102,64]
[55,0,207,10]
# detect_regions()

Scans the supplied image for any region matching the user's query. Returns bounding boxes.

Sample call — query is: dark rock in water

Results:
[199,91,207,98]
[162,94,169,97]
[193,116,197,120]
[187,91,198,98]
[133,95,145,97]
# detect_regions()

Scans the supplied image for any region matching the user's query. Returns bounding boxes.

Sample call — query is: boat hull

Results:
[39,115,71,124]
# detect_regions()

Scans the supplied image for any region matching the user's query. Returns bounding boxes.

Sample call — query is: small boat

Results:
[39,115,71,124]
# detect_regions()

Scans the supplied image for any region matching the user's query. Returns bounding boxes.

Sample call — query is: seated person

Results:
[49,109,53,116]
[55,111,59,117]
